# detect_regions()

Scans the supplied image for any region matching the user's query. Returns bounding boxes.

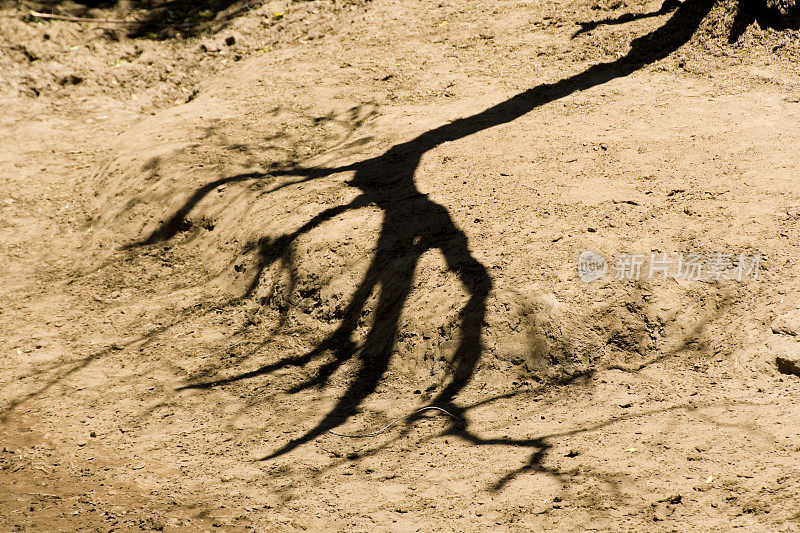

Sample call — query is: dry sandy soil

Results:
[2,0,800,530]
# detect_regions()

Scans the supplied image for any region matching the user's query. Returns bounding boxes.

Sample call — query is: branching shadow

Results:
[574,0,798,42]
[729,0,800,42]
[142,0,717,468]
[14,0,255,37]
[572,0,681,38]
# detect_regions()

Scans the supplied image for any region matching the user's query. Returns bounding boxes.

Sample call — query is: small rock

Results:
[224,35,236,46]
[771,309,800,336]
[776,354,800,376]
[137,51,157,65]
[197,40,220,53]
[59,74,83,86]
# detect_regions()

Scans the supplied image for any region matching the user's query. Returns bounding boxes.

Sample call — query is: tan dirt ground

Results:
[2,0,800,530]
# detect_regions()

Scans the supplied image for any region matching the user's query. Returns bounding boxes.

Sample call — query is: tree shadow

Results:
[572,0,682,38]
[729,0,800,42]
[15,0,254,37]
[573,0,799,42]
[141,0,717,466]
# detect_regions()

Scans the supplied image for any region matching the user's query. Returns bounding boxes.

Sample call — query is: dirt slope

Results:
[2,0,800,530]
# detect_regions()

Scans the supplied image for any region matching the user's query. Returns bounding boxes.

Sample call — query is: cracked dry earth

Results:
[2,0,800,530]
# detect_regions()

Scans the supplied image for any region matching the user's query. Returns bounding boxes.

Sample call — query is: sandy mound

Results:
[84,0,794,392]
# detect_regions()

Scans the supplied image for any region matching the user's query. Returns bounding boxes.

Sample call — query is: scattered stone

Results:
[197,40,221,53]
[771,309,800,336]
[59,73,83,86]
[776,354,800,376]
[137,51,157,65]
